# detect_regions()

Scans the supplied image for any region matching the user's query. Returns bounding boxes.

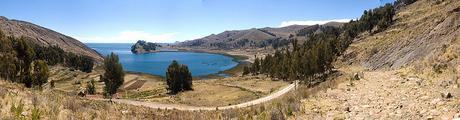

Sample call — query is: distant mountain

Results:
[176,22,343,50]
[0,16,103,61]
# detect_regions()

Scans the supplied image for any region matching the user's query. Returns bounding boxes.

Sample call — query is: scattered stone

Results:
[441,92,452,99]
[21,111,28,116]
[121,110,129,114]
[427,115,434,120]
[343,106,350,112]
[353,73,360,80]
[77,88,86,97]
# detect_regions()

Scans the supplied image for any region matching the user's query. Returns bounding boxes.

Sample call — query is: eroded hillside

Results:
[0,16,103,61]
[342,0,459,71]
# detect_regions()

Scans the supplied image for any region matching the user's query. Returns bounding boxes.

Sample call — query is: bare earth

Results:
[295,70,460,119]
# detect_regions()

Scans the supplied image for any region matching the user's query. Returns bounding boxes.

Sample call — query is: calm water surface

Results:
[86,43,238,77]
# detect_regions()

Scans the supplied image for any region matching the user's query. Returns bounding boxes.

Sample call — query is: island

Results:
[131,40,162,54]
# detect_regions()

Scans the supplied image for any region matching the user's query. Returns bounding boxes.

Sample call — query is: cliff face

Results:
[0,16,103,61]
[131,40,162,54]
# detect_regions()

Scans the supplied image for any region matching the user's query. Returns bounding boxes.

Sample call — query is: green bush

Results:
[86,79,96,95]
[31,106,41,120]
[10,100,24,119]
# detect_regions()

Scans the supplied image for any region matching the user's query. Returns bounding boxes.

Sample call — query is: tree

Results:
[165,60,193,94]
[102,52,125,98]
[14,38,35,87]
[31,60,49,88]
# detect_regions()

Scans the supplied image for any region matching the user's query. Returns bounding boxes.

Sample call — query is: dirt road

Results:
[93,81,297,111]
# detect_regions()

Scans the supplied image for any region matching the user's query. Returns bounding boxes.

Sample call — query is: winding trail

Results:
[92,81,298,111]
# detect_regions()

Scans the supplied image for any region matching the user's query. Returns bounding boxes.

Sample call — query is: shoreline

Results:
[122,48,250,80]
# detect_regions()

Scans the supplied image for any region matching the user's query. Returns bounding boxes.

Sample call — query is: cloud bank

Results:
[280,19,351,27]
[75,30,178,43]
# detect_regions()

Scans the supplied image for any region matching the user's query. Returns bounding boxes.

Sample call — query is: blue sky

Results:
[0,0,393,43]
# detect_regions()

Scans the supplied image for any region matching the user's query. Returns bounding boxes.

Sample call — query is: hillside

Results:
[0,16,103,61]
[295,0,460,119]
[176,22,342,50]
[341,0,459,70]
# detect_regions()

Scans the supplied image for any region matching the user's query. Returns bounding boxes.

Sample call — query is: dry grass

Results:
[50,65,289,107]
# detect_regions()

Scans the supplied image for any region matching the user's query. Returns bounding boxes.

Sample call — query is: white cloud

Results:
[279,19,351,27]
[75,30,179,43]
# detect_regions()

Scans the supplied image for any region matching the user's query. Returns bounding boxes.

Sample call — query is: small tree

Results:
[102,52,124,98]
[165,60,193,94]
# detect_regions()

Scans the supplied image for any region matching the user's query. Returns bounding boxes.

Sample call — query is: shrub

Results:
[10,100,24,119]
[86,79,96,95]
[31,106,41,120]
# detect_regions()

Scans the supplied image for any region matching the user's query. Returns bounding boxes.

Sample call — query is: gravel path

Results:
[297,71,460,119]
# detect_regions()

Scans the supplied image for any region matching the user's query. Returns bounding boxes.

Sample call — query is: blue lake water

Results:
[86,43,238,77]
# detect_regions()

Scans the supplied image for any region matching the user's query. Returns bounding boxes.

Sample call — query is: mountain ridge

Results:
[176,22,343,49]
[0,16,103,61]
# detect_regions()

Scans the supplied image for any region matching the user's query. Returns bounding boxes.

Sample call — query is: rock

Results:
[343,106,350,112]
[353,73,360,80]
[77,88,86,97]
[427,115,434,120]
[121,110,129,114]
[441,92,452,99]
[131,40,161,54]
[21,111,28,116]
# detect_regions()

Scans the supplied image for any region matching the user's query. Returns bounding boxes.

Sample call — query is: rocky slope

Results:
[0,16,103,61]
[341,0,460,70]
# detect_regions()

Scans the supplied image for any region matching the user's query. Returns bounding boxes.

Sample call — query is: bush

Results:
[10,100,24,119]
[31,106,41,120]
[165,60,193,94]
[86,79,96,95]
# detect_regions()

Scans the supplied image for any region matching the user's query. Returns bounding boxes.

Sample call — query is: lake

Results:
[86,43,238,77]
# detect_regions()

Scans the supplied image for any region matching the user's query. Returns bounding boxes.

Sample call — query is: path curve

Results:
[92,81,298,111]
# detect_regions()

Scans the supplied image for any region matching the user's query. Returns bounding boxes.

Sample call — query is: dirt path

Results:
[296,71,460,119]
[92,81,298,111]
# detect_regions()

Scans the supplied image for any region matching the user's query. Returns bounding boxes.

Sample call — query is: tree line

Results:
[0,30,95,88]
[243,1,415,85]
[243,26,342,85]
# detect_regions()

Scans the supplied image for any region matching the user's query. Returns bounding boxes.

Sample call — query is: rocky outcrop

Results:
[131,40,162,54]
[0,16,103,61]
